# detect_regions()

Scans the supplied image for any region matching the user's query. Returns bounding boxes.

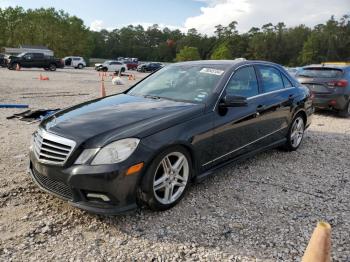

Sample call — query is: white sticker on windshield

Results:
[200,68,224,76]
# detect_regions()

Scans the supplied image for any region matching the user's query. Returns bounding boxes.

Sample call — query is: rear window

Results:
[297,68,343,78]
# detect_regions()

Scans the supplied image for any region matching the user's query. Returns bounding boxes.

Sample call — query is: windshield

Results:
[297,68,343,78]
[128,64,226,103]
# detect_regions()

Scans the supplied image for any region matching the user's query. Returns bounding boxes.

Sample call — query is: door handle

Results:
[256,104,266,113]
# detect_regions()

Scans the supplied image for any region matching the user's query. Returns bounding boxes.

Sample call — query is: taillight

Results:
[327,79,348,88]
[310,91,315,100]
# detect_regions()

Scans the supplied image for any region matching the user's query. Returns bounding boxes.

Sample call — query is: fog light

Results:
[86,193,110,202]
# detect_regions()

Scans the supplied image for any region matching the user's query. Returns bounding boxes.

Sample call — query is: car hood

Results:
[41,94,204,147]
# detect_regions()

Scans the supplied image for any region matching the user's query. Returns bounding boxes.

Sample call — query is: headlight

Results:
[74,138,140,165]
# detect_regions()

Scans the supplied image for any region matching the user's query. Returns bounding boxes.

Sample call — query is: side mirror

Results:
[219,95,248,107]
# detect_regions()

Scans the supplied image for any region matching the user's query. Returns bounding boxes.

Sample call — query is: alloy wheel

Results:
[290,117,304,148]
[153,152,189,205]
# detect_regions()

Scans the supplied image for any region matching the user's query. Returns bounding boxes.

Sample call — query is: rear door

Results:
[33,53,45,67]
[254,65,294,144]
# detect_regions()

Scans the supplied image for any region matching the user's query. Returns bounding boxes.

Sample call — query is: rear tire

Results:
[121,67,126,73]
[283,114,305,151]
[78,64,83,69]
[138,146,192,211]
[338,100,350,118]
[49,64,56,71]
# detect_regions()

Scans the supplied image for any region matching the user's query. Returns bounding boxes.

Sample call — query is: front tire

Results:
[11,62,19,70]
[284,115,305,151]
[49,64,57,71]
[138,146,192,211]
[78,64,83,69]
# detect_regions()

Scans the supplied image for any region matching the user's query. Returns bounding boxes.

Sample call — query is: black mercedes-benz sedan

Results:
[29,59,313,214]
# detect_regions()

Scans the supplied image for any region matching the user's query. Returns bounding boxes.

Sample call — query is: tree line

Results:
[0,7,349,66]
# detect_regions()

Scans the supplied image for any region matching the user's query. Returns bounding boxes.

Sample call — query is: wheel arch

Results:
[138,141,198,186]
[293,108,307,124]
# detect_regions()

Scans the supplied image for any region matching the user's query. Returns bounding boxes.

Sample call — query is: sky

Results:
[0,0,349,35]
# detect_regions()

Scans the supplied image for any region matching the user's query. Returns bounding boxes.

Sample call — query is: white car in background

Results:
[95,60,127,73]
[63,56,86,69]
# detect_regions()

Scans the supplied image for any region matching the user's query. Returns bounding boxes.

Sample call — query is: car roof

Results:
[302,64,349,70]
[173,59,285,71]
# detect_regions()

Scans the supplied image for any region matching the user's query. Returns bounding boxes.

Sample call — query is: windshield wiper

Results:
[144,94,162,100]
[297,74,312,78]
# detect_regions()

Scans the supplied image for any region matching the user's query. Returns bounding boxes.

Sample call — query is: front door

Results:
[22,53,34,67]
[206,66,263,168]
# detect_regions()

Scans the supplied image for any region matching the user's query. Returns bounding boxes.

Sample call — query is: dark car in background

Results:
[29,60,313,214]
[0,53,6,67]
[137,62,163,72]
[296,64,350,117]
[7,52,64,71]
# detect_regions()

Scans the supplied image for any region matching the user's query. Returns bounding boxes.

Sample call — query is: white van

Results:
[63,56,86,69]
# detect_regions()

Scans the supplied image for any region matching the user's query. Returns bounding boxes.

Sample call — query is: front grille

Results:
[32,168,73,200]
[33,129,76,165]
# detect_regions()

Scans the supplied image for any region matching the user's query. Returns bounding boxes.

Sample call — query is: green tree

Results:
[211,42,232,59]
[175,46,200,61]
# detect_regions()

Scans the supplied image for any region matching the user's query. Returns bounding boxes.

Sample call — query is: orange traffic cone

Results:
[128,74,132,80]
[302,221,331,262]
[39,74,43,80]
[16,63,21,71]
[100,79,106,97]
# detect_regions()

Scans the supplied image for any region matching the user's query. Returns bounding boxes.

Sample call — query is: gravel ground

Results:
[0,67,349,261]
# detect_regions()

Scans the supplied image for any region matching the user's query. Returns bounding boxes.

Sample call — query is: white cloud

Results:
[185,0,350,35]
[90,20,105,31]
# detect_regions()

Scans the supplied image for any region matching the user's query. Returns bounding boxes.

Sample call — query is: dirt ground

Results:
[0,67,349,261]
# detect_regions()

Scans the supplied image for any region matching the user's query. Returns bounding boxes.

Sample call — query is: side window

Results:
[34,53,43,58]
[281,74,293,88]
[24,53,33,59]
[226,66,259,98]
[257,65,284,93]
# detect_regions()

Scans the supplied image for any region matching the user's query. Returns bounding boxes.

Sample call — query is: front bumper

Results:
[312,93,348,111]
[29,151,141,215]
